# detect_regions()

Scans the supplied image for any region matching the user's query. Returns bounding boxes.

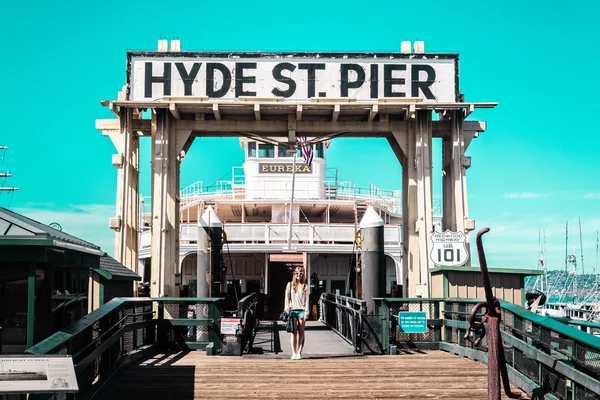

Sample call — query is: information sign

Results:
[398,312,428,333]
[0,355,78,394]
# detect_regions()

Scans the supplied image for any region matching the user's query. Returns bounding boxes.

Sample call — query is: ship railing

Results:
[372,297,600,399]
[140,180,405,208]
[319,293,367,353]
[140,223,402,248]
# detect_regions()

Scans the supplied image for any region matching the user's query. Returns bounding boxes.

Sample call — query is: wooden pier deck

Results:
[105,350,528,399]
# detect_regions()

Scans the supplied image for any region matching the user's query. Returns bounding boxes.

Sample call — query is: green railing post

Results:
[380,299,390,354]
[434,301,442,342]
[157,301,166,347]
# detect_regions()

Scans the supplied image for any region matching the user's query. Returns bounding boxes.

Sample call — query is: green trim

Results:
[153,297,223,303]
[520,276,525,306]
[501,301,600,351]
[27,262,36,348]
[96,269,113,280]
[94,269,140,281]
[430,265,543,275]
[99,281,105,306]
[0,237,54,246]
[442,272,449,298]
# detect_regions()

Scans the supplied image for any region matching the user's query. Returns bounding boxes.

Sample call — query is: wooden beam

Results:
[132,108,143,119]
[254,103,261,121]
[176,119,396,134]
[288,114,297,145]
[368,104,378,122]
[332,104,340,122]
[213,103,221,121]
[404,104,416,120]
[96,118,151,132]
[109,102,120,118]
[169,103,180,120]
[296,104,303,121]
[464,104,475,118]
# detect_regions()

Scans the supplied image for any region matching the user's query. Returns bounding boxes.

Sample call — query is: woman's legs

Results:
[296,318,306,356]
[290,317,298,358]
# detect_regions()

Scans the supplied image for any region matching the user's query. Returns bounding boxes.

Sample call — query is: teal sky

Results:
[1,1,598,272]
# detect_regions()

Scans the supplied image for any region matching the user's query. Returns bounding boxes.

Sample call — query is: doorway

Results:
[267,262,297,319]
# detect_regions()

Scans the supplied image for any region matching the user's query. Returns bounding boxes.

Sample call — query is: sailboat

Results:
[530,220,600,324]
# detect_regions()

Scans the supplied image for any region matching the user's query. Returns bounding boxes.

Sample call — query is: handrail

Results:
[237,293,259,352]
[319,293,369,353]
[376,297,600,399]
[27,297,226,400]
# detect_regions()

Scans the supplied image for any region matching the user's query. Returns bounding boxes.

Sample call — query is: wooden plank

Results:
[169,103,180,120]
[368,104,378,122]
[332,104,340,122]
[254,103,261,121]
[213,103,221,120]
[105,351,528,400]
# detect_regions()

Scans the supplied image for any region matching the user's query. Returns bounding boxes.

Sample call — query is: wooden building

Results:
[0,207,104,353]
[430,265,543,306]
[88,255,141,312]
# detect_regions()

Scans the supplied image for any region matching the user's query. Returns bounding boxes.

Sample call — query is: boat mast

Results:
[579,217,585,280]
[596,231,600,287]
[542,230,547,292]
[0,146,18,204]
[565,221,569,272]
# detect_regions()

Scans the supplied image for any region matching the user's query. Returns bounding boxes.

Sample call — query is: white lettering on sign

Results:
[430,230,469,267]
[129,55,457,102]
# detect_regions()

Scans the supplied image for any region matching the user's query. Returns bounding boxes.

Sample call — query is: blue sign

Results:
[398,312,428,333]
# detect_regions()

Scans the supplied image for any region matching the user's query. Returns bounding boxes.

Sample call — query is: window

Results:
[315,143,324,159]
[248,142,256,157]
[258,144,275,158]
[278,144,294,157]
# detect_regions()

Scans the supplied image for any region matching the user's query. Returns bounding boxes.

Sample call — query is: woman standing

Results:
[284,267,310,360]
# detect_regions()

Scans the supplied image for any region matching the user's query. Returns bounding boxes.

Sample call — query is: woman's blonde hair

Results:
[292,267,307,292]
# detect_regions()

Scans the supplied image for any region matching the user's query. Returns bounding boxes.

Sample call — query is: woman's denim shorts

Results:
[290,309,305,319]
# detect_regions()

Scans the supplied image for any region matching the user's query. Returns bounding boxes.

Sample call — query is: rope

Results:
[222,229,239,304]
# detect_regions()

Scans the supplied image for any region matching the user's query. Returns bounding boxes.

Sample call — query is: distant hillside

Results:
[525,269,600,300]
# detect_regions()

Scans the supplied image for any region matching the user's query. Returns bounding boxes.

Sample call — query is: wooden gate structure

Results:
[96,40,495,299]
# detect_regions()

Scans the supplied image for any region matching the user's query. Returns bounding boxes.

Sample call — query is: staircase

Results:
[355,201,369,224]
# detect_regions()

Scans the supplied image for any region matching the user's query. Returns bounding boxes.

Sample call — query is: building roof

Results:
[98,255,141,281]
[0,206,103,255]
[430,265,543,276]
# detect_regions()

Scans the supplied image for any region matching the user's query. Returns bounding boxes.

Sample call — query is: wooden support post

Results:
[387,114,432,298]
[27,262,35,348]
[151,109,180,298]
[442,110,471,262]
[414,111,433,297]
[109,108,140,278]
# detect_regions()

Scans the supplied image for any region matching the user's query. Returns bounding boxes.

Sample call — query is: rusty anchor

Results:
[464,227,521,399]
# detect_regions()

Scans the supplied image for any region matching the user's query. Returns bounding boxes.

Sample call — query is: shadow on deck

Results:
[104,349,527,399]
[102,321,526,399]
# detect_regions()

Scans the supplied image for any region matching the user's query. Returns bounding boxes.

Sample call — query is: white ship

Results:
[137,138,441,316]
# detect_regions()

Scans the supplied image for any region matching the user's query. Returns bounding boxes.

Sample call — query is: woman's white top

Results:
[284,282,310,314]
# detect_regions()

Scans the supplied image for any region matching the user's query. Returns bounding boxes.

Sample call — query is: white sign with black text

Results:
[430,230,469,267]
[0,355,78,394]
[129,54,457,102]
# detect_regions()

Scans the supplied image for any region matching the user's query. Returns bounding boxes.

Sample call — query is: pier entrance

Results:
[97,40,493,303]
